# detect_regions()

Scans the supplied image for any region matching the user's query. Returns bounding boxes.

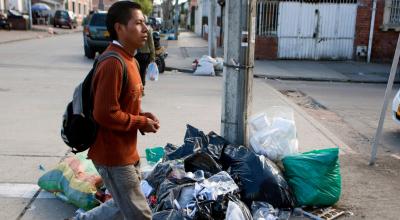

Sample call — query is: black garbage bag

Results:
[153,210,189,220]
[145,161,175,190]
[156,183,196,212]
[156,177,197,204]
[165,125,229,162]
[221,145,295,208]
[164,138,202,161]
[194,194,252,220]
[184,124,209,146]
[184,152,223,178]
[205,131,229,162]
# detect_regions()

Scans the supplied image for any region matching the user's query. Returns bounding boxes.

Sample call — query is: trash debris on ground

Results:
[37,152,102,210]
[193,55,224,76]
[249,107,298,162]
[282,148,341,207]
[145,146,165,164]
[221,144,295,208]
[310,207,346,220]
[42,122,344,219]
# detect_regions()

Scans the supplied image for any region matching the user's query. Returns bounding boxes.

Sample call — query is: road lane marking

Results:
[0,183,55,199]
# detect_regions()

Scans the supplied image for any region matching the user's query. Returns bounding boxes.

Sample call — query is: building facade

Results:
[0,0,8,13]
[64,0,92,24]
[194,0,399,62]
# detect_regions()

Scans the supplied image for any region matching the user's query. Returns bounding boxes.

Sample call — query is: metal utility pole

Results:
[369,34,400,165]
[221,0,256,146]
[367,0,377,63]
[174,0,179,40]
[208,0,216,58]
[27,0,32,29]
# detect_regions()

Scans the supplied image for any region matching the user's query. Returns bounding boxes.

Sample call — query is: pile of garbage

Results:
[142,124,341,219]
[192,55,224,76]
[145,125,294,219]
[38,109,342,219]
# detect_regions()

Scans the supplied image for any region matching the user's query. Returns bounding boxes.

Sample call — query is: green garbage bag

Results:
[282,148,341,206]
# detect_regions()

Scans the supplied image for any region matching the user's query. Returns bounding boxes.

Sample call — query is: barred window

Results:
[389,0,400,25]
[256,0,279,36]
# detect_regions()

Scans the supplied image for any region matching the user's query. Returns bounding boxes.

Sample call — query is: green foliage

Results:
[133,0,153,16]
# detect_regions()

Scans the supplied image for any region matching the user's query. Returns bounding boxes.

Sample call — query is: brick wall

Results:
[356,0,398,62]
[255,36,278,60]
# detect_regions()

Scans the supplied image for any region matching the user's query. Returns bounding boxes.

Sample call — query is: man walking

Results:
[70,1,159,219]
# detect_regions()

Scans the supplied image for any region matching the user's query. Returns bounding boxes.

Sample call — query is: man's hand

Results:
[142,112,159,124]
[140,118,159,133]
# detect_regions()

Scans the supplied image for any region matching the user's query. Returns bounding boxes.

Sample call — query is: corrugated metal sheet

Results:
[277,1,357,60]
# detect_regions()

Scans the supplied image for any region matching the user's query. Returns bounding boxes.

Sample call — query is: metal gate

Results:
[257,0,357,60]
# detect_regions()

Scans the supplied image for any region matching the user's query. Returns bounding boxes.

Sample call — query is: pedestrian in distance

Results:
[67,1,159,219]
[134,16,156,95]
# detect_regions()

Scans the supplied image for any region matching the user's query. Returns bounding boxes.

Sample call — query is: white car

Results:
[392,89,400,125]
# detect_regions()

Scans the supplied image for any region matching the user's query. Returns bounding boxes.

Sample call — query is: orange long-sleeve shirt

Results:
[88,44,147,166]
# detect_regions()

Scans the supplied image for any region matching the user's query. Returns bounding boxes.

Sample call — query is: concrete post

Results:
[174,0,179,40]
[370,34,400,165]
[208,0,216,58]
[221,0,256,146]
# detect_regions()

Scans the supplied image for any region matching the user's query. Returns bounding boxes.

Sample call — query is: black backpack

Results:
[61,51,127,154]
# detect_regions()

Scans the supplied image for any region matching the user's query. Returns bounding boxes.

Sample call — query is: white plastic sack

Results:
[214,57,224,71]
[194,60,215,76]
[146,62,159,81]
[225,201,246,220]
[199,55,217,65]
[140,180,153,198]
[249,107,298,161]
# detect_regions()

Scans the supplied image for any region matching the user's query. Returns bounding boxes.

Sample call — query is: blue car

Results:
[83,11,110,59]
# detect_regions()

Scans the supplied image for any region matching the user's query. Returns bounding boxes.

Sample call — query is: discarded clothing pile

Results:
[144,125,296,219]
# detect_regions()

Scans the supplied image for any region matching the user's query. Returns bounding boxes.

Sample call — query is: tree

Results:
[134,0,153,16]
[161,0,173,29]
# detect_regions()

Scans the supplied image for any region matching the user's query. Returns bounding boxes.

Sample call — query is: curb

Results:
[0,28,81,45]
[256,74,400,84]
[263,82,356,155]
[165,66,194,74]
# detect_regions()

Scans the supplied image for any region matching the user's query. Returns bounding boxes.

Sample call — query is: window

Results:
[78,3,81,14]
[90,13,107,26]
[256,0,279,36]
[383,0,400,30]
[64,0,68,10]
[84,4,86,15]
[72,2,75,13]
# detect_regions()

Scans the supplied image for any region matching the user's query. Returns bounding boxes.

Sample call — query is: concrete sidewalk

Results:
[0,25,81,44]
[17,71,400,219]
[18,72,353,219]
[166,31,396,83]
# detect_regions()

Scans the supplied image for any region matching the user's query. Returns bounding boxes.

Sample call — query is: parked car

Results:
[0,12,11,30]
[392,89,400,125]
[53,10,77,29]
[7,9,29,30]
[83,11,110,59]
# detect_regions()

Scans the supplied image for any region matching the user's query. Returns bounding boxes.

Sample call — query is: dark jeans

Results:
[134,53,151,87]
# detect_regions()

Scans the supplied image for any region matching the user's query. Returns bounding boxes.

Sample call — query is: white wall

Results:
[0,0,4,12]
[194,0,203,36]
[9,0,24,12]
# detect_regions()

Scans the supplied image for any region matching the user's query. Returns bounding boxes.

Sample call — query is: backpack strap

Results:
[95,51,128,92]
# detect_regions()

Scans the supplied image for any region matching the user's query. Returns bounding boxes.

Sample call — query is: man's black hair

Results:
[106,1,142,41]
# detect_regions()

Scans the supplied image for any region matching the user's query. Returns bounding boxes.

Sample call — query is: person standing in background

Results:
[135,18,155,95]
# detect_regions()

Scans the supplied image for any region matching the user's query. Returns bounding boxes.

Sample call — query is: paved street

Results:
[0,32,400,219]
[268,80,400,155]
